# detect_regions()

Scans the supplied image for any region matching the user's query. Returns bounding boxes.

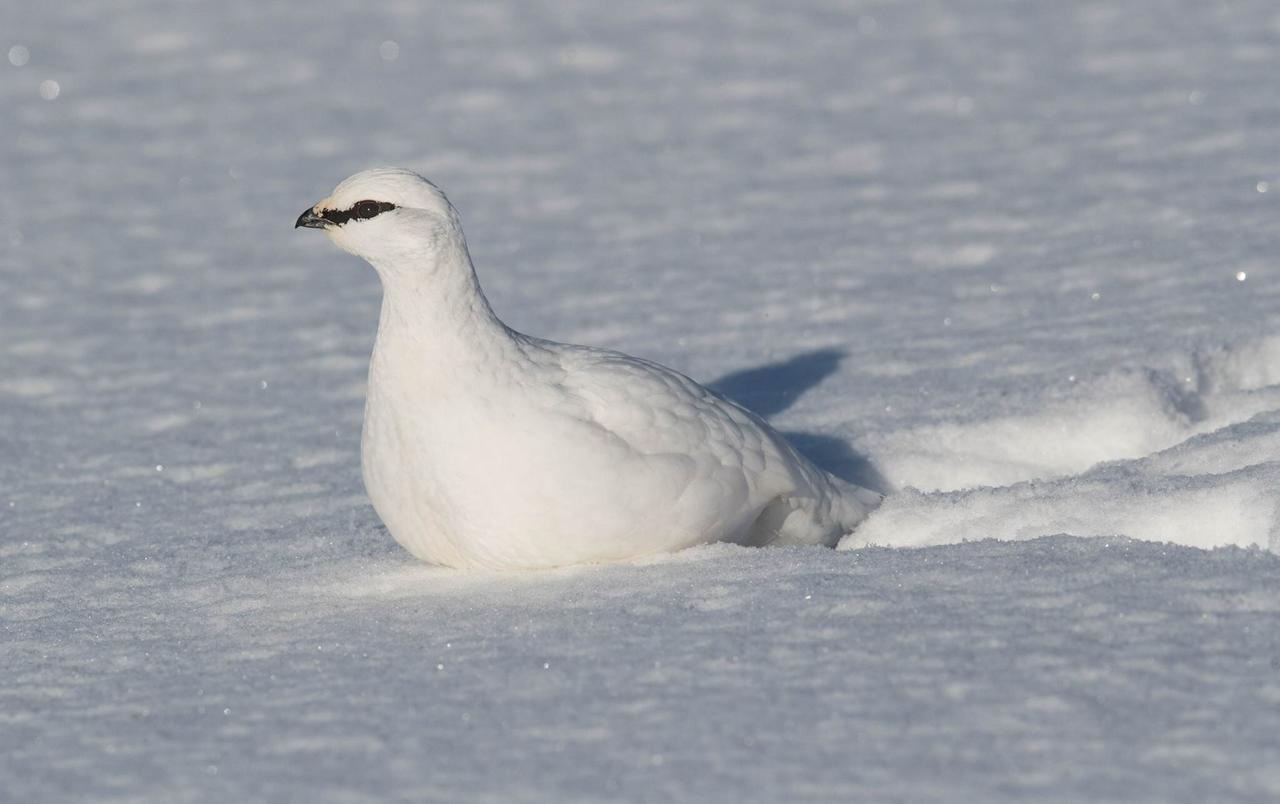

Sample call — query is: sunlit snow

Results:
[3,1,1279,800]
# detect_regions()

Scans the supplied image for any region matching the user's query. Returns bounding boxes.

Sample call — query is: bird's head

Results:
[295,168,462,266]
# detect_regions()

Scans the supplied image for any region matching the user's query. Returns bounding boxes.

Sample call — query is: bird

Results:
[295,168,881,569]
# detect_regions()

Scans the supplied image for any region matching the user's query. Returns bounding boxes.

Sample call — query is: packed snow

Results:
[3,0,1280,800]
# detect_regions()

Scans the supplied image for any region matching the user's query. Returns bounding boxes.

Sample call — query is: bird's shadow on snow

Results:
[710,348,892,495]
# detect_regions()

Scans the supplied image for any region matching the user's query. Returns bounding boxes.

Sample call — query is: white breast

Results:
[362,330,877,569]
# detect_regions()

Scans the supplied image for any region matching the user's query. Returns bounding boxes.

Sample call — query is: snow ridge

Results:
[846,335,1280,551]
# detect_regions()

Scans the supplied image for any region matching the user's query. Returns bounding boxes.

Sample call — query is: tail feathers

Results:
[830,476,883,530]
[829,478,884,551]
[756,479,883,548]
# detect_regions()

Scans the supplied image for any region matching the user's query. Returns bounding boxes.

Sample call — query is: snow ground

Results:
[3,0,1280,800]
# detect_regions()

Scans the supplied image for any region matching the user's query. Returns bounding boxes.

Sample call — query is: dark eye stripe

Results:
[321,200,396,226]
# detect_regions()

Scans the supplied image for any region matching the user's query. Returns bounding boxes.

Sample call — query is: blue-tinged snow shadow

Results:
[710,348,845,418]
[711,348,891,495]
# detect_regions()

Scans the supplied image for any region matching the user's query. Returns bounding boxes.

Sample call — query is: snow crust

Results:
[3,0,1280,799]
[848,337,1280,551]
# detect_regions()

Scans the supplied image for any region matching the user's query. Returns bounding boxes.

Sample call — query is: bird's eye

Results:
[353,200,385,219]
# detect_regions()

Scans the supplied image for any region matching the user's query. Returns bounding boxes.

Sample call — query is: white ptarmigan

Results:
[296,168,880,569]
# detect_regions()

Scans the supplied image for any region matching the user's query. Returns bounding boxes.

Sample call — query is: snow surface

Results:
[3,0,1280,800]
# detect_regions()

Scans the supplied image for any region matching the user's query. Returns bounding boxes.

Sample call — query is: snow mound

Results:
[846,336,1280,551]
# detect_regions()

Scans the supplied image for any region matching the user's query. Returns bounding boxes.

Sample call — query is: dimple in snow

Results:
[296,167,881,569]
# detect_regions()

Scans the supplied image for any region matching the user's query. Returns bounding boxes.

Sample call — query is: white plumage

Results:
[296,168,880,568]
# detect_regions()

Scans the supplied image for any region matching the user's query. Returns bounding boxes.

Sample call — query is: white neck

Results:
[364,229,522,374]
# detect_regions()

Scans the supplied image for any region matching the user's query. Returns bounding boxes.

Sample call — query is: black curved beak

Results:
[295,207,329,229]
